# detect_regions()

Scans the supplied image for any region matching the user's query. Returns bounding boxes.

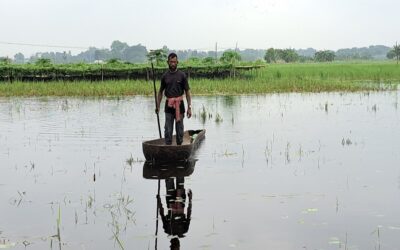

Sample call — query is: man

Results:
[156,53,192,145]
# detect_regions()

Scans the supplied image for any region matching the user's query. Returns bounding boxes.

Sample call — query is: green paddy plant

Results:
[221,149,237,157]
[241,145,245,168]
[110,211,125,250]
[215,113,223,123]
[0,239,16,249]
[341,138,352,146]
[50,205,62,249]
[125,154,143,168]
[126,154,134,167]
[105,193,135,250]
[372,104,377,112]
[56,205,61,242]
[264,141,272,166]
[371,226,382,250]
[285,142,291,164]
[297,144,303,161]
[199,105,208,124]
[1,62,400,97]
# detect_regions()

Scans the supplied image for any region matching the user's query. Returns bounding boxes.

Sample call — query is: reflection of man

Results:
[157,177,192,249]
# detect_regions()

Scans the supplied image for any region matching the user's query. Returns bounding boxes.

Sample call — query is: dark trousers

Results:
[164,112,184,145]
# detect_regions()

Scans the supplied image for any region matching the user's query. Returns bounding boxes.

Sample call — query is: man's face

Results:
[168,57,178,71]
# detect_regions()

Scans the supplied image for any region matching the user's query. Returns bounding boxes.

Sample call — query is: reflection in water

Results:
[222,95,237,107]
[143,160,196,250]
[2,93,400,249]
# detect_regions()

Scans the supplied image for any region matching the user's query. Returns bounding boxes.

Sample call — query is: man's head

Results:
[170,237,180,250]
[167,53,178,72]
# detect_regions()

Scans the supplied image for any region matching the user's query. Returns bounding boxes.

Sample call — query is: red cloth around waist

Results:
[167,96,184,121]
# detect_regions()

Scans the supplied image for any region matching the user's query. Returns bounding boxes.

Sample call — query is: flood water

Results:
[1,91,400,250]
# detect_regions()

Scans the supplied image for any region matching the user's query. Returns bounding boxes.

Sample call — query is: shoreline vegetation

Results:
[0,62,399,97]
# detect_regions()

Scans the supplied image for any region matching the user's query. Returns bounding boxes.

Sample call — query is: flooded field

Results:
[1,91,400,250]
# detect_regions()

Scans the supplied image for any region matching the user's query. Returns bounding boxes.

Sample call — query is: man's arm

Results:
[185,90,192,118]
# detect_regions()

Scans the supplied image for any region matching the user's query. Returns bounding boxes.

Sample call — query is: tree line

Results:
[1,41,399,65]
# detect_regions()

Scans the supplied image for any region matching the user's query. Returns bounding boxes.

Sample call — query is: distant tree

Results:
[296,48,317,58]
[314,50,335,62]
[14,53,25,64]
[74,47,98,63]
[62,51,67,63]
[367,45,391,59]
[202,56,215,64]
[335,47,376,60]
[239,49,265,61]
[387,43,400,64]
[147,49,167,65]
[94,49,106,61]
[220,51,241,64]
[277,49,299,63]
[0,57,12,64]
[394,42,400,64]
[387,50,396,59]
[35,58,52,66]
[111,40,129,59]
[123,44,147,63]
[264,48,277,63]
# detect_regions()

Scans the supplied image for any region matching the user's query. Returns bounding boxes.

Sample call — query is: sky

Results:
[0,0,399,57]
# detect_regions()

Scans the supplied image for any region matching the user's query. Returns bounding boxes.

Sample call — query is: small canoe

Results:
[142,159,197,180]
[142,129,205,162]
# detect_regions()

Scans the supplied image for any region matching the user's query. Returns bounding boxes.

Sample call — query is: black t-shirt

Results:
[160,70,190,114]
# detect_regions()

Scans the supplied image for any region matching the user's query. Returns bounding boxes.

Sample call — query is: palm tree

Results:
[147,49,167,66]
[394,42,400,64]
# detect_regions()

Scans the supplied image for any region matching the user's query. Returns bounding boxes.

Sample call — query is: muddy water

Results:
[1,92,400,250]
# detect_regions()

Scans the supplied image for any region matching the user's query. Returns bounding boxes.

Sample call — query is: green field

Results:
[0,62,399,97]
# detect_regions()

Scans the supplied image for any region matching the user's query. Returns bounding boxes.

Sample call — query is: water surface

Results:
[1,91,400,249]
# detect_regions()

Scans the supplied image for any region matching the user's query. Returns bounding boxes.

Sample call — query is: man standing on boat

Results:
[156,53,192,145]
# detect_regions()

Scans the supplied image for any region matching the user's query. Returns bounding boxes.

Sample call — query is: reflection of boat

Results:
[142,129,205,162]
[143,159,196,179]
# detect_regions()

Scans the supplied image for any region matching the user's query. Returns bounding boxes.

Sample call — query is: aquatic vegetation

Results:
[341,138,353,146]
[215,113,223,123]
[50,205,62,249]
[1,62,399,96]
[104,193,136,250]
[125,154,143,168]
[0,239,16,249]
[126,154,134,167]
[199,105,207,124]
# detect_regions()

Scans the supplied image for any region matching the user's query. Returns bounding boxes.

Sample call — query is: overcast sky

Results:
[1,0,399,57]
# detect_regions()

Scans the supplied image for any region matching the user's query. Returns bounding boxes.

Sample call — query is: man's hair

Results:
[168,53,178,60]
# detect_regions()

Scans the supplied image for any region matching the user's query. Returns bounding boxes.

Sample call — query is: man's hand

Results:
[187,107,192,118]
[155,106,160,114]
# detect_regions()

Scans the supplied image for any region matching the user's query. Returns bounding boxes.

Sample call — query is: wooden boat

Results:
[142,159,196,180]
[142,129,205,162]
